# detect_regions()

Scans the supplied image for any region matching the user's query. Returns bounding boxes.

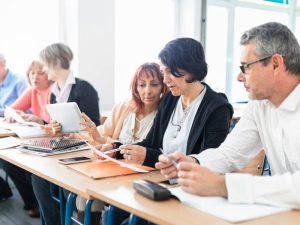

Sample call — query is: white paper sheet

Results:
[78,134,149,173]
[0,137,21,149]
[5,107,40,127]
[170,187,290,222]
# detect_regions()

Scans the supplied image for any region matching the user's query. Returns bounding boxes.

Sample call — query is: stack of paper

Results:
[0,112,47,139]
[0,137,22,150]
[170,187,290,222]
[5,107,41,127]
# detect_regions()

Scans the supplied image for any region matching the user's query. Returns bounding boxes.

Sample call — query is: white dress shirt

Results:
[195,84,300,209]
[118,111,157,144]
[163,87,206,155]
[51,72,76,103]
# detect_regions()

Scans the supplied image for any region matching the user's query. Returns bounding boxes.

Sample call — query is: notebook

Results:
[18,137,90,156]
[68,160,154,179]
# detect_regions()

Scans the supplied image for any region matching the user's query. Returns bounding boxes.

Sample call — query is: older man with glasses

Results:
[156,22,300,209]
[0,53,27,116]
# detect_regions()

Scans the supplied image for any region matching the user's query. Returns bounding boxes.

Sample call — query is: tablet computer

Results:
[46,102,84,133]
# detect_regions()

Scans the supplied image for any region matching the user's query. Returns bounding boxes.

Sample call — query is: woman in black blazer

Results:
[95,38,233,225]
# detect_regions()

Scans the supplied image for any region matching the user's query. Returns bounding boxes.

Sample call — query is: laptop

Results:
[18,137,90,156]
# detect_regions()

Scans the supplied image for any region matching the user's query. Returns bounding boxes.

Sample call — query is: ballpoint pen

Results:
[159,148,178,167]
[159,148,178,185]
[103,148,121,155]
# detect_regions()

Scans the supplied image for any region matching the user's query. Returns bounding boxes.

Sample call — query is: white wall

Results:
[78,0,115,113]
[62,0,115,113]
[61,0,204,113]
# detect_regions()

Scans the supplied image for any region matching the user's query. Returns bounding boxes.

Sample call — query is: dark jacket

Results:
[117,83,233,167]
[50,78,100,126]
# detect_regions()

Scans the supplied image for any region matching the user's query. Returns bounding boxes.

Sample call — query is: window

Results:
[205,5,228,93]
[206,0,294,102]
[232,7,288,102]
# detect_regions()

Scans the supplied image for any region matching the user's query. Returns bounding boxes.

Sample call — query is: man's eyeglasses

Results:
[239,55,273,74]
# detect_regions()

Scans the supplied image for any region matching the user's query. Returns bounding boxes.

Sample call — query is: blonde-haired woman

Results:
[31,43,100,225]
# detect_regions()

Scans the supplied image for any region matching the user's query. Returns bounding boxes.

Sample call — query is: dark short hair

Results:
[158,37,208,82]
[130,62,168,113]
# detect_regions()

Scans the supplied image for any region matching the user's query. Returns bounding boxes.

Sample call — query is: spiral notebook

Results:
[18,137,89,156]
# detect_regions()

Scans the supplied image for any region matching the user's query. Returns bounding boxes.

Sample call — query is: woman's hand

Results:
[93,143,115,159]
[81,113,105,144]
[21,114,44,124]
[42,120,62,137]
[119,144,147,165]
[4,109,24,123]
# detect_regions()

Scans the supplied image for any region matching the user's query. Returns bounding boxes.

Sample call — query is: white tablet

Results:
[46,102,84,133]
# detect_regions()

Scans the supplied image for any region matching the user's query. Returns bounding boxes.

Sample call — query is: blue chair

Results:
[261,156,271,176]
[65,192,93,225]
[39,183,66,225]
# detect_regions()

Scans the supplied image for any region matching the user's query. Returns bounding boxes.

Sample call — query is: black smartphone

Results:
[159,179,178,185]
[58,156,92,165]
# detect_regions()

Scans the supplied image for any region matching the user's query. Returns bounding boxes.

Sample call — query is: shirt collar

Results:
[51,71,76,94]
[278,83,300,111]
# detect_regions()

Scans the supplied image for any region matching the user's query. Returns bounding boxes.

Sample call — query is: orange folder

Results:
[67,160,154,179]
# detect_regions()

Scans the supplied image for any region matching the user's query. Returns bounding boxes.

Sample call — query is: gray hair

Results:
[39,43,73,70]
[240,22,300,75]
[0,53,6,64]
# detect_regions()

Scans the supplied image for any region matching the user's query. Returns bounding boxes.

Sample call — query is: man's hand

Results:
[177,162,228,197]
[155,152,194,179]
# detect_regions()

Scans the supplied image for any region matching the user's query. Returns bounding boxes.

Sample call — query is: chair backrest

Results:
[261,156,271,176]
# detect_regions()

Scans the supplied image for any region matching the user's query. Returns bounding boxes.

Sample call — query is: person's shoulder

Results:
[160,91,177,104]
[6,70,26,83]
[113,100,131,111]
[74,77,91,86]
[74,77,97,92]
[204,83,230,104]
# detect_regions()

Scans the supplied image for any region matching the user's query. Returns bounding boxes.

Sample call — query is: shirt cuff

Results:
[225,173,254,204]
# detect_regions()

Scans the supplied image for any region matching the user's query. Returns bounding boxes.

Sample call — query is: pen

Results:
[159,148,178,167]
[103,148,121,155]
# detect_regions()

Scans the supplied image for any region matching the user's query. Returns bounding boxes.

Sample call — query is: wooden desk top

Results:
[87,171,300,225]
[0,148,100,199]
[1,147,299,225]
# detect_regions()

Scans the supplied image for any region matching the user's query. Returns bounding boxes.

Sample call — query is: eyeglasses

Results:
[239,55,273,74]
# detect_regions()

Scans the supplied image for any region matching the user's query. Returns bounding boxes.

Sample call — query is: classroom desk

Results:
[87,172,300,225]
[0,148,98,199]
[1,147,300,225]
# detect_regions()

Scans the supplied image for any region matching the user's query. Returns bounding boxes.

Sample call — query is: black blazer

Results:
[116,83,233,167]
[50,78,100,126]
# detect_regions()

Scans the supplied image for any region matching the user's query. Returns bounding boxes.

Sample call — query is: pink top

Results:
[11,86,52,123]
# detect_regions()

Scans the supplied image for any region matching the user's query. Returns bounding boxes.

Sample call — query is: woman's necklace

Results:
[171,86,206,138]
